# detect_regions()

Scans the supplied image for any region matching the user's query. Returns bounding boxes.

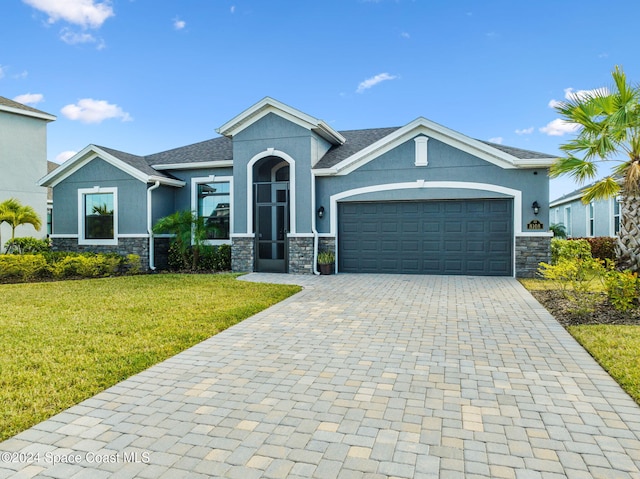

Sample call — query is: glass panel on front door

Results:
[255,182,289,273]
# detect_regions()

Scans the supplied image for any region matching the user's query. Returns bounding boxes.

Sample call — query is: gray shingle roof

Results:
[478,141,556,159]
[146,137,232,165]
[0,95,54,118]
[91,126,556,179]
[96,145,175,179]
[314,127,402,169]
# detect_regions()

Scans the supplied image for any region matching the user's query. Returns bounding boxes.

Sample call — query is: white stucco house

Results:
[0,96,56,245]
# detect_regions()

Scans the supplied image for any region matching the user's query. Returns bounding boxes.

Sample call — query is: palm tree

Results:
[0,198,42,252]
[550,65,640,272]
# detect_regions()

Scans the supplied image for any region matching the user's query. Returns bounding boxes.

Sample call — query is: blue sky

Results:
[2,0,638,200]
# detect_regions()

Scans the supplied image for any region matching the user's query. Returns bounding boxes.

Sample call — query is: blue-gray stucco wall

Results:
[52,158,149,235]
[231,113,320,234]
[315,137,550,234]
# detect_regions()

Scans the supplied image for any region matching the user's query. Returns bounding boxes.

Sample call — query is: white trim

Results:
[246,149,296,235]
[330,181,523,276]
[287,233,315,238]
[78,186,118,246]
[550,193,583,208]
[152,160,234,170]
[216,97,345,145]
[38,145,186,188]
[587,201,595,237]
[49,234,79,239]
[0,104,56,122]
[230,233,254,238]
[118,234,149,238]
[322,118,556,176]
[414,136,428,166]
[191,174,234,243]
[517,232,554,237]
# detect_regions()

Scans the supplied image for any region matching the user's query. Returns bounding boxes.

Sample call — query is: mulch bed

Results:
[530,289,640,327]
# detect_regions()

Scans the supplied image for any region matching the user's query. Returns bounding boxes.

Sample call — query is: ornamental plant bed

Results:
[529,289,640,327]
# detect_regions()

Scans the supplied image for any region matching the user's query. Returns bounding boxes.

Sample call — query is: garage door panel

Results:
[339,200,512,276]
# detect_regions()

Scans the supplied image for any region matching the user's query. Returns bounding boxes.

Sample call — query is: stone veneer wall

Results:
[232,237,254,272]
[52,237,150,271]
[515,235,551,278]
[288,236,314,274]
[318,236,336,255]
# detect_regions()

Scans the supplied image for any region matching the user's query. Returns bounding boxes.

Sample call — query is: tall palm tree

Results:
[0,198,42,248]
[550,65,640,272]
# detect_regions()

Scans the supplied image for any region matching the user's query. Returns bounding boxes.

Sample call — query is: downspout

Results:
[147,181,161,271]
[311,170,320,275]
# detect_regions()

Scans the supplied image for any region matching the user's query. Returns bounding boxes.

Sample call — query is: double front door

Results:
[254,181,289,272]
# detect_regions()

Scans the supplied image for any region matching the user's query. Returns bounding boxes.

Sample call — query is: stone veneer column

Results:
[288,236,314,274]
[231,236,254,273]
[515,235,551,278]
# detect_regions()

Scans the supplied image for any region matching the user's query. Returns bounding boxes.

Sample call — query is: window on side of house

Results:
[197,181,230,240]
[78,187,117,245]
[613,196,621,235]
[564,206,572,237]
[588,201,595,237]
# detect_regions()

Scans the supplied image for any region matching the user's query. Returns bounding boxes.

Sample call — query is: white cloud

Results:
[230,5,236,13]
[548,86,610,109]
[173,18,185,30]
[60,27,96,45]
[515,127,534,135]
[488,137,503,144]
[356,72,398,93]
[14,70,29,79]
[400,31,410,39]
[61,98,132,124]
[22,0,114,29]
[55,150,78,163]
[13,93,44,105]
[539,118,579,136]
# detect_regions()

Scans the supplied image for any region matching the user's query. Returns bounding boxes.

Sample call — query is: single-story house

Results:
[39,97,555,277]
[550,183,621,238]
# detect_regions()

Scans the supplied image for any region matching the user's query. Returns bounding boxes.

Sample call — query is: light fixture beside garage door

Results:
[532,201,540,215]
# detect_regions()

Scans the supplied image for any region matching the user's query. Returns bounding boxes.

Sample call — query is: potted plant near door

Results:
[317,251,335,275]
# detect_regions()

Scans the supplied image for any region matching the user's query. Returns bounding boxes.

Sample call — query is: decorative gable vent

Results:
[414,136,429,166]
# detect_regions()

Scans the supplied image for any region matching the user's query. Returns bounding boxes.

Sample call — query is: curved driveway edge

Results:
[1,274,640,478]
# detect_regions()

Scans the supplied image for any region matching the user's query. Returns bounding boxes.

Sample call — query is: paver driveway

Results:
[1,274,640,479]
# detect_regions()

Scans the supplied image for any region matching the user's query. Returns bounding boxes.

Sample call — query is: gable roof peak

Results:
[216,97,346,145]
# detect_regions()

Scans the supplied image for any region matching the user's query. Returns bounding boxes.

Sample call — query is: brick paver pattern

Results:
[1,274,640,478]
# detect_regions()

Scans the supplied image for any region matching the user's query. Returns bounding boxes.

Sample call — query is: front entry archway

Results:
[253,157,290,272]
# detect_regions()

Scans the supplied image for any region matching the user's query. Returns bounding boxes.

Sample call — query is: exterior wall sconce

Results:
[532,201,540,215]
[317,206,325,218]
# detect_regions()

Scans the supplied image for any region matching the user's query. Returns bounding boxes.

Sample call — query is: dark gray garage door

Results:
[338,199,513,276]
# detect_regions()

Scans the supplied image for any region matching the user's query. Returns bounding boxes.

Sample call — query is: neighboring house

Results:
[39,97,555,277]
[550,184,621,238]
[0,96,56,244]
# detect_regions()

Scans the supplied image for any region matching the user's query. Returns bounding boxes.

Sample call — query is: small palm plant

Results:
[0,198,42,252]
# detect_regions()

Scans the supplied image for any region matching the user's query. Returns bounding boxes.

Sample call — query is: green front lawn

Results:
[0,274,301,442]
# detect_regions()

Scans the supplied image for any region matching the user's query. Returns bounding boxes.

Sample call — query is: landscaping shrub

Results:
[603,266,639,312]
[167,243,231,272]
[0,255,50,282]
[538,256,605,315]
[551,238,592,265]
[0,252,141,283]
[583,237,617,262]
[4,237,51,254]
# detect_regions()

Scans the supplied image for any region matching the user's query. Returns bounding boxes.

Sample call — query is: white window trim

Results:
[611,196,621,237]
[191,175,233,245]
[587,201,595,237]
[78,186,118,246]
[564,206,572,237]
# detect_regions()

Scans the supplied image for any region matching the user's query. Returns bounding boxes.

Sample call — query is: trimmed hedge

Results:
[0,252,141,283]
[167,243,231,272]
